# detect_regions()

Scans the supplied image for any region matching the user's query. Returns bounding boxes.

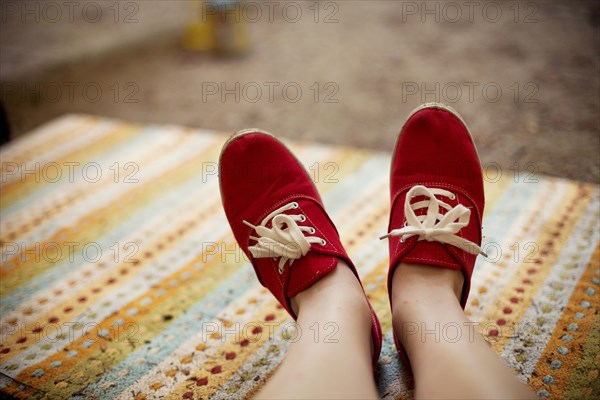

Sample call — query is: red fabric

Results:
[387,105,485,309]
[219,131,382,365]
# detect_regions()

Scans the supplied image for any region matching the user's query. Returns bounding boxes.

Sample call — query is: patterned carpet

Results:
[0,115,598,400]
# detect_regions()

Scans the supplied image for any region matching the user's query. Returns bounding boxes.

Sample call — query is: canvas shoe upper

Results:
[383,103,486,309]
[219,129,382,366]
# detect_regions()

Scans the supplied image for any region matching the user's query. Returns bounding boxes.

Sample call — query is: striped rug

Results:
[0,115,598,400]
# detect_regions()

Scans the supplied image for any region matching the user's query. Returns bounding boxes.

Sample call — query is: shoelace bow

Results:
[380,185,486,256]
[243,202,326,274]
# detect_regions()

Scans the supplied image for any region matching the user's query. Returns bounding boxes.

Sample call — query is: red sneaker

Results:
[382,103,486,358]
[219,129,382,366]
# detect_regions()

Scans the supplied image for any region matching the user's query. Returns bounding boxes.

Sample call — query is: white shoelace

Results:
[380,185,486,256]
[243,202,326,274]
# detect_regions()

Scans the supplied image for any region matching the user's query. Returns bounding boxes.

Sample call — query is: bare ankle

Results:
[391,263,464,318]
[291,260,370,318]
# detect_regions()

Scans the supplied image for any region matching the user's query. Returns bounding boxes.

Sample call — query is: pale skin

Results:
[255,261,537,400]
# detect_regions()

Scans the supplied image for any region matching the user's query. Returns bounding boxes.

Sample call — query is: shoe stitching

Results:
[391,181,483,221]
[249,193,323,229]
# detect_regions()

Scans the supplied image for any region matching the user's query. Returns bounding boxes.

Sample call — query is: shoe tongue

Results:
[280,198,347,301]
[286,252,339,300]
[401,240,463,271]
[396,188,466,271]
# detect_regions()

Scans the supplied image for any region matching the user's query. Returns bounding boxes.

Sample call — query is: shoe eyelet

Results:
[291,202,299,209]
[319,239,327,246]
[400,237,406,243]
[299,214,306,222]
[449,193,456,200]
[308,227,316,234]
[403,220,408,227]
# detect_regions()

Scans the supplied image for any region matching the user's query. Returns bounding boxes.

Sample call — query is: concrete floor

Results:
[1,1,599,182]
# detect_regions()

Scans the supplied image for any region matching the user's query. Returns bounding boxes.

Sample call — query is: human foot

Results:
[293,260,373,326]
[219,129,382,366]
[381,103,486,361]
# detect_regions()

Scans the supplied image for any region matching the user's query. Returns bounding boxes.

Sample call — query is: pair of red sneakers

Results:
[218,103,486,367]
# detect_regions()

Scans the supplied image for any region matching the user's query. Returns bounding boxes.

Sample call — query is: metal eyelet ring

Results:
[299,214,306,222]
[292,202,299,208]
[308,227,316,234]
[403,220,408,227]
[449,193,456,200]
[400,237,406,243]
[320,239,327,246]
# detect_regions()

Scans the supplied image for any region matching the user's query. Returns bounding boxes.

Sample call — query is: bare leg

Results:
[392,263,536,400]
[255,261,378,400]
